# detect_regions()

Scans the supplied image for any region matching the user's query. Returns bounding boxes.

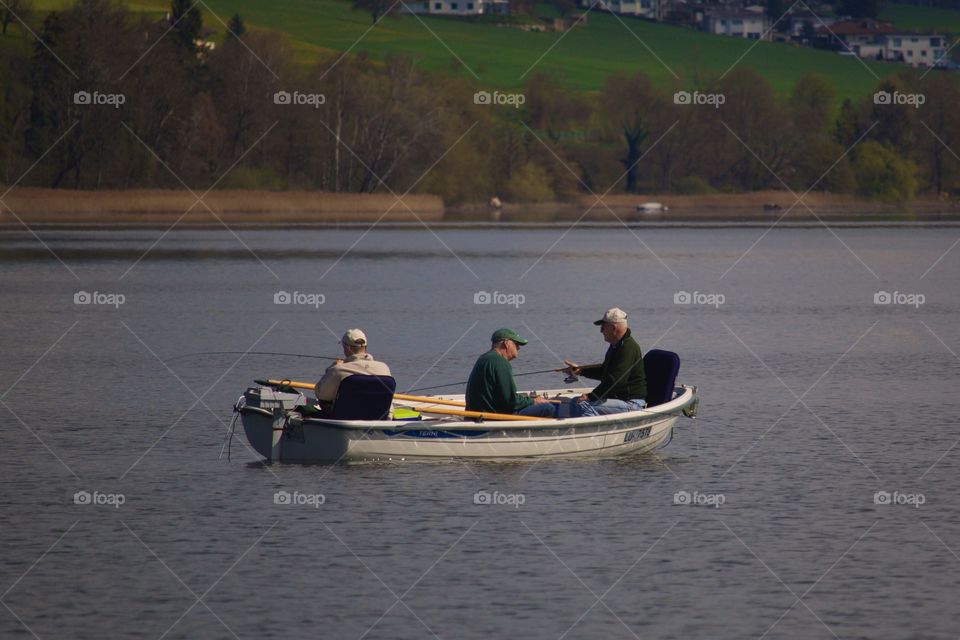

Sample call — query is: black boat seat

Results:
[329,375,397,420]
[643,349,680,407]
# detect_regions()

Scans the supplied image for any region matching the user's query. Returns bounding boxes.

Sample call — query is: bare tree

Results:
[599,72,664,193]
[1,0,32,35]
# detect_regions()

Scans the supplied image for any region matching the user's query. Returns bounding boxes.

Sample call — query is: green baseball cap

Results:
[491,328,528,346]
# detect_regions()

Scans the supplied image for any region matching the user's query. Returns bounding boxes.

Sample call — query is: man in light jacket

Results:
[315,328,391,409]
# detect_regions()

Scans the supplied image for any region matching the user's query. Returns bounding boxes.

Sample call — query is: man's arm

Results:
[315,363,344,402]
[579,364,603,381]
[490,357,532,413]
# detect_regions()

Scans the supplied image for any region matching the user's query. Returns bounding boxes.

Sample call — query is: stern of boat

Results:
[237,386,306,461]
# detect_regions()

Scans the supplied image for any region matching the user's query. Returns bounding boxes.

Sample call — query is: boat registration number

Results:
[623,427,651,443]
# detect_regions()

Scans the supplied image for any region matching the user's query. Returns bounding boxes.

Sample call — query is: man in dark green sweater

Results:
[465,328,554,417]
[561,308,647,416]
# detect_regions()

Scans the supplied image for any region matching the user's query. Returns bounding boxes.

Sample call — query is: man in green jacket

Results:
[561,307,647,416]
[466,328,554,417]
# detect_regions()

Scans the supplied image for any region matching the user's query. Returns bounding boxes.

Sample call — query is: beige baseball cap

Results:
[593,307,628,325]
[342,328,368,347]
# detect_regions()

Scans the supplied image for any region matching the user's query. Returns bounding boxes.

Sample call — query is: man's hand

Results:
[532,396,550,405]
[561,359,582,376]
[575,394,589,403]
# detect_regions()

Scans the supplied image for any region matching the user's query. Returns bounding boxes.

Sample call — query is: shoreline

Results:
[3,188,960,227]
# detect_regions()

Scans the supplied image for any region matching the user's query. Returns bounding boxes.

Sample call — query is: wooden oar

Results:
[396,394,566,407]
[406,405,548,421]
[259,378,315,390]
[257,379,554,421]
[394,393,464,407]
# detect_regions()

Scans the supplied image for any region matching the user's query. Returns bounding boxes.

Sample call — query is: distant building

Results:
[580,0,658,19]
[814,18,895,56]
[815,19,949,68]
[703,7,771,40]
[882,33,948,68]
[661,0,706,28]
[402,0,509,16]
[786,8,835,43]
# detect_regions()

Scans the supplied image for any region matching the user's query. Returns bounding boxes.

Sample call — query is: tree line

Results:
[1,0,959,203]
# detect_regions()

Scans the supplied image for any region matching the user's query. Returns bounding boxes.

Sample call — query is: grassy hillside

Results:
[23,0,900,100]
[203,0,896,98]
[880,3,960,33]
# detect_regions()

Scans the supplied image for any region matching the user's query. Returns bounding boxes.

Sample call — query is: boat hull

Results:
[238,385,697,463]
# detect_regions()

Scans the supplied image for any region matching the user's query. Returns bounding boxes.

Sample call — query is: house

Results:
[814,18,895,55]
[883,33,948,68]
[580,0,658,20]
[402,0,509,16]
[662,0,707,28]
[702,7,771,40]
[786,8,835,43]
[815,19,949,68]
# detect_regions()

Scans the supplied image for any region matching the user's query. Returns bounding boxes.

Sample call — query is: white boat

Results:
[636,202,668,214]
[235,384,698,463]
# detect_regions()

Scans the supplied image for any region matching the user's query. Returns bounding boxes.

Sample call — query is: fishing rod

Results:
[165,351,340,363]
[408,365,596,393]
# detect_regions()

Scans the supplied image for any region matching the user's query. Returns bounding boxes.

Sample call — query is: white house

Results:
[815,20,950,68]
[580,0,658,19]
[815,19,895,56]
[883,33,948,68]
[402,0,509,16]
[703,8,771,40]
[581,0,657,18]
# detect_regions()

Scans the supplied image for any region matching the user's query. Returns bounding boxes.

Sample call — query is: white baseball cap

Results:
[342,328,368,347]
[593,307,628,325]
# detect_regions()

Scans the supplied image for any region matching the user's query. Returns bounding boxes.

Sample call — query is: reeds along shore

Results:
[2,188,959,224]
[0,188,446,223]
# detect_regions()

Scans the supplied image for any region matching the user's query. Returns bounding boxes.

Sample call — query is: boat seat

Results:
[330,375,397,420]
[643,349,680,407]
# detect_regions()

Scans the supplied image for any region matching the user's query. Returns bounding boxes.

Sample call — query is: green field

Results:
[880,2,960,33]
[16,0,909,100]
[204,0,897,99]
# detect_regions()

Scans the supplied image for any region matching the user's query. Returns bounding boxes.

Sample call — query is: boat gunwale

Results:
[296,384,697,432]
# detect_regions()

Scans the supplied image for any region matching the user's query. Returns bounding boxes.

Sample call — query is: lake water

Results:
[1,225,958,639]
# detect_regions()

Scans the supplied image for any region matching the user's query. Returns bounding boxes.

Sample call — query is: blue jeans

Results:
[517,402,558,418]
[574,398,646,417]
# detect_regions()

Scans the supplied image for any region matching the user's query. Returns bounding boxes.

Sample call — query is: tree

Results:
[547,0,577,16]
[838,0,886,19]
[504,162,555,202]
[524,72,590,144]
[599,72,663,193]
[853,140,917,201]
[766,0,784,26]
[914,74,960,195]
[715,68,791,190]
[227,12,245,39]
[791,73,834,134]
[352,0,395,25]
[1,0,32,35]
[170,0,202,51]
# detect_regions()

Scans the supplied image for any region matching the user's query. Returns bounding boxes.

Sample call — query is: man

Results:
[561,308,647,416]
[466,328,553,417]
[314,328,392,410]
